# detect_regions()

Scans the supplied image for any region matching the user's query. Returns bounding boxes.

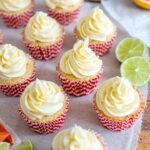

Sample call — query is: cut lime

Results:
[0,142,10,150]
[16,140,33,150]
[121,56,150,86]
[116,37,147,62]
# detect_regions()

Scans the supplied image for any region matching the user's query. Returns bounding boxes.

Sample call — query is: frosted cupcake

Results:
[45,0,83,25]
[74,7,117,56]
[19,79,69,134]
[0,0,34,28]
[51,125,107,150]
[57,39,103,96]
[0,44,36,97]
[93,76,145,131]
[23,11,65,60]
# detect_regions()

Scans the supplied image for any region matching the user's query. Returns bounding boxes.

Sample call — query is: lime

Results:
[0,142,10,150]
[121,56,150,86]
[116,37,147,62]
[16,140,33,150]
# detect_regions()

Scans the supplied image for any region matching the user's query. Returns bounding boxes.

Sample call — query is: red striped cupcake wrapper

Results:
[0,30,3,44]
[57,66,103,96]
[0,61,36,97]
[19,99,69,134]
[46,7,81,25]
[23,34,65,60]
[74,31,117,56]
[93,92,145,131]
[0,5,34,28]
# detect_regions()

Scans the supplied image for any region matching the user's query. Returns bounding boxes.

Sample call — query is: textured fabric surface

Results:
[0,1,148,150]
[102,0,150,48]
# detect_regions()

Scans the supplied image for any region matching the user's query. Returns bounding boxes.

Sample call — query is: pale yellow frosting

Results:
[0,0,31,12]
[77,7,115,42]
[25,11,62,43]
[52,125,104,150]
[60,39,102,79]
[96,77,140,117]
[0,44,28,79]
[46,0,80,10]
[20,79,65,120]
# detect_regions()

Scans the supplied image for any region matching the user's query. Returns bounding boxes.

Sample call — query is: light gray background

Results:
[0,1,148,150]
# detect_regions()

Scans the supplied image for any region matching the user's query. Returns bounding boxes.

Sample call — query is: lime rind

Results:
[116,37,147,62]
[16,140,33,150]
[0,142,10,150]
[121,56,150,86]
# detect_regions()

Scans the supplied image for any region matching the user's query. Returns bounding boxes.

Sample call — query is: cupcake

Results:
[0,44,36,97]
[45,0,83,25]
[51,125,107,150]
[74,7,117,56]
[93,76,145,131]
[23,11,65,60]
[0,0,34,28]
[57,39,103,96]
[19,79,69,134]
[0,30,3,44]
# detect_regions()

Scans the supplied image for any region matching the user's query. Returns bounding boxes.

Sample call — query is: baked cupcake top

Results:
[46,0,80,10]
[77,7,115,42]
[20,79,65,120]
[24,11,62,43]
[96,76,140,117]
[0,44,28,79]
[60,39,102,79]
[0,0,31,12]
[52,125,104,150]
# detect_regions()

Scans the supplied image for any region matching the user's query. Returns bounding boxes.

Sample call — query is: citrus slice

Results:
[0,142,10,150]
[16,140,33,150]
[121,56,150,86]
[116,37,147,62]
[134,0,150,10]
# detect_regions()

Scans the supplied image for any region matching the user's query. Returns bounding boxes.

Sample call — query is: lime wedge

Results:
[16,140,33,150]
[0,142,10,150]
[116,37,147,62]
[121,56,150,86]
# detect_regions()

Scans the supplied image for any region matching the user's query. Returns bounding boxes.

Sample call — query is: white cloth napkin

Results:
[102,0,150,47]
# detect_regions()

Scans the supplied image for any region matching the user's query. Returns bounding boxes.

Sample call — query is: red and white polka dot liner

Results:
[19,99,69,134]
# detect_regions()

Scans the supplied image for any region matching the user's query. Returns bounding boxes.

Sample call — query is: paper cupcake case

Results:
[57,67,103,96]
[18,100,69,134]
[23,35,65,60]
[0,30,3,44]
[0,69,36,97]
[0,5,34,28]
[46,7,81,25]
[93,91,145,131]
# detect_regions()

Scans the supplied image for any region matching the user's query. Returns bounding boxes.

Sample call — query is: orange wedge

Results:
[134,0,150,10]
[0,123,14,144]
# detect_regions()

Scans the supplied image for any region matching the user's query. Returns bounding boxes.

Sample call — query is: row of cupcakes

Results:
[0,7,117,60]
[0,0,83,28]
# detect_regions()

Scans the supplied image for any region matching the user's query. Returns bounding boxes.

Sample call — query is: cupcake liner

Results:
[23,34,65,60]
[57,66,103,96]
[46,7,81,25]
[0,61,36,97]
[74,30,117,56]
[18,99,69,134]
[0,31,3,45]
[93,90,145,131]
[0,4,34,28]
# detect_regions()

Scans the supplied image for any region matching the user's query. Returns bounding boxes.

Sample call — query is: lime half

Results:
[116,37,147,62]
[121,56,150,86]
[0,142,10,150]
[16,140,33,150]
